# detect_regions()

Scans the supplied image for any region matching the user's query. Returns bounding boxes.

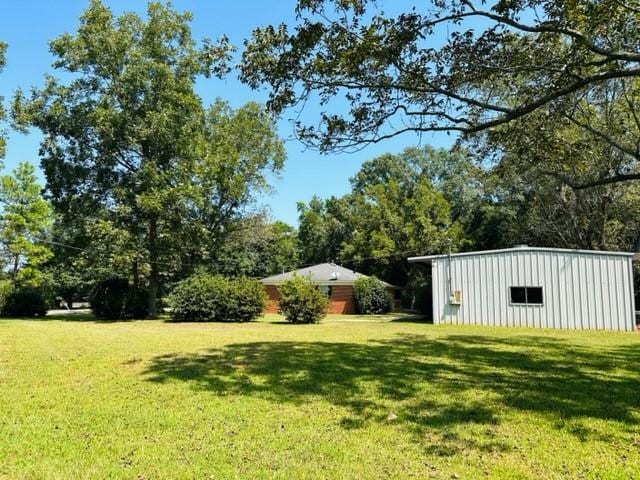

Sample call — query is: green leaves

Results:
[168,274,266,322]
[16,1,283,314]
[353,276,392,314]
[240,0,640,152]
[0,41,6,159]
[0,162,53,287]
[297,146,468,285]
[278,275,329,324]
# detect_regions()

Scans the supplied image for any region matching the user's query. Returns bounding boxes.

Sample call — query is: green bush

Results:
[278,275,329,324]
[168,274,265,322]
[89,278,148,320]
[2,287,48,317]
[0,280,12,314]
[353,277,393,314]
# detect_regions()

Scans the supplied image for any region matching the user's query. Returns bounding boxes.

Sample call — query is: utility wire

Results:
[34,235,431,272]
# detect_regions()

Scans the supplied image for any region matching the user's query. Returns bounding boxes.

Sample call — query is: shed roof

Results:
[408,245,636,264]
[260,263,397,287]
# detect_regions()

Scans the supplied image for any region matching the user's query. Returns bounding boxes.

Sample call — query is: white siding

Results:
[431,250,635,331]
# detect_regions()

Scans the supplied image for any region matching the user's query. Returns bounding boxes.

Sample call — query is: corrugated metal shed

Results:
[409,246,636,331]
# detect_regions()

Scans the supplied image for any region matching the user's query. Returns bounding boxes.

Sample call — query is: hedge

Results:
[89,278,148,320]
[2,287,48,317]
[169,274,265,322]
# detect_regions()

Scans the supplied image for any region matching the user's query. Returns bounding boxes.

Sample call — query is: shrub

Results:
[2,287,48,317]
[278,275,329,324]
[0,280,12,314]
[168,274,265,322]
[89,278,148,320]
[353,277,393,314]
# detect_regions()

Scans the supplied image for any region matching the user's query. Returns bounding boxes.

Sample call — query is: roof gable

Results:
[260,263,397,287]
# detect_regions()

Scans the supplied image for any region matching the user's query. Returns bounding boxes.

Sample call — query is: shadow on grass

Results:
[37,310,165,323]
[389,314,432,324]
[0,310,100,322]
[39,311,133,323]
[143,333,640,452]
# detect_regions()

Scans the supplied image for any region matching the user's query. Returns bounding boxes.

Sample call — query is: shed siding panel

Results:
[432,250,634,331]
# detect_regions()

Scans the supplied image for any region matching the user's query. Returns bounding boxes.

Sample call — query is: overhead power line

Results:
[34,235,430,273]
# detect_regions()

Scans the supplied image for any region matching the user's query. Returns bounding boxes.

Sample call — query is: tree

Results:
[241,0,640,180]
[342,173,464,285]
[469,79,640,190]
[14,1,283,316]
[210,214,299,278]
[0,162,53,287]
[296,195,350,265]
[297,147,467,285]
[0,41,6,158]
[168,100,285,274]
[461,79,640,250]
[483,159,640,252]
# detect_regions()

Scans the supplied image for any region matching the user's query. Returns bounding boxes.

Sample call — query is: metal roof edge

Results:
[408,246,635,262]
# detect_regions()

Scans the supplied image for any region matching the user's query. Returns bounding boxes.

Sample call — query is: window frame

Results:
[509,286,544,306]
[317,285,332,298]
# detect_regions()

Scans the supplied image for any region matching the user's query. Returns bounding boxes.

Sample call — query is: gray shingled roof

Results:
[260,263,396,287]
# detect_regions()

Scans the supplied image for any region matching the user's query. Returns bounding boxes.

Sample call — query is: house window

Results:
[317,285,332,298]
[510,286,543,305]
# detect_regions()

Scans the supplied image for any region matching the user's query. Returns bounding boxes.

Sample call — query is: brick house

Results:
[260,263,400,314]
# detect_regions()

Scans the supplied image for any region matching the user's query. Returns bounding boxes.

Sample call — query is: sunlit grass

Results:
[1,314,639,479]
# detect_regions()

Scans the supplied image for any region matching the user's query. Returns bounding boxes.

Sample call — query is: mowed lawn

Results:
[1,314,640,479]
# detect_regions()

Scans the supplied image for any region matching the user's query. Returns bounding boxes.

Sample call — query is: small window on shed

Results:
[510,287,527,304]
[510,286,543,305]
[526,287,543,304]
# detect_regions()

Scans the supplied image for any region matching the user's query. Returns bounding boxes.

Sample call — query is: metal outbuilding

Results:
[409,245,637,331]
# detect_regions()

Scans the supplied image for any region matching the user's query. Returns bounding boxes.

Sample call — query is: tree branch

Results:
[542,170,640,189]
[456,3,640,62]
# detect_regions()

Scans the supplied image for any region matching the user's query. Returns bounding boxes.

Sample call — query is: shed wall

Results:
[432,251,635,331]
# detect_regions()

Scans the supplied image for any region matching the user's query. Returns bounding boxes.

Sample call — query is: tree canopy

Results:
[210,214,300,278]
[14,1,284,316]
[240,0,640,183]
[0,41,7,159]
[297,146,468,285]
[0,162,53,287]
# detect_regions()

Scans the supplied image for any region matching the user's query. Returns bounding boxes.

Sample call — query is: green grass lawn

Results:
[1,314,639,479]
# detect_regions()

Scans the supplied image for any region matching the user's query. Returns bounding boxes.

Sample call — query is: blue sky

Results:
[0,0,453,225]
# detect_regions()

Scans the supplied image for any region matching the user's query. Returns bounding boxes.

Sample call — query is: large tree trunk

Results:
[147,215,159,318]
[132,259,140,289]
[12,254,19,289]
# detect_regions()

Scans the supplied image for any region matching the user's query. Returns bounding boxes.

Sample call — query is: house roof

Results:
[260,263,398,287]
[408,245,636,264]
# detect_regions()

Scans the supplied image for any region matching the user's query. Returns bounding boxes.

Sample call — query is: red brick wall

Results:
[264,285,280,313]
[262,284,356,314]
[328,285,355,314]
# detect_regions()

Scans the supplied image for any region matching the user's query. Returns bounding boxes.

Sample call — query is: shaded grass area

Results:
[1,316,639,479]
